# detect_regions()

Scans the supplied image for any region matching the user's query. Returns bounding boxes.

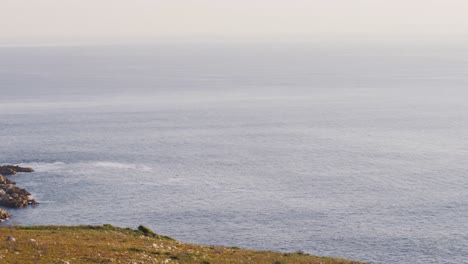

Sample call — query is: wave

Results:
[18,161,152,173]
[19,162,66,172]
[91,162,152,171]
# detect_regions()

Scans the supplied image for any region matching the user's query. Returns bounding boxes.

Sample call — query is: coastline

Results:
[0,165,364,263]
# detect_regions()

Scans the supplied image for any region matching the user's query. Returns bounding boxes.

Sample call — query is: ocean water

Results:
[0,44,467,263]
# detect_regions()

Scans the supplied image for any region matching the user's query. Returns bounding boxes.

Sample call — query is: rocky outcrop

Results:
[0,184,37,208]
[0,165,34,175]
[5,165,34,173]
[0,165,37,221]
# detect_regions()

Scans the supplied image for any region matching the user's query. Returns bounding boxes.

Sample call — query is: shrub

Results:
[137,225,156,237]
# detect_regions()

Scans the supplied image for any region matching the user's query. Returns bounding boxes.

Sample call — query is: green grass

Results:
[0,225,365,264]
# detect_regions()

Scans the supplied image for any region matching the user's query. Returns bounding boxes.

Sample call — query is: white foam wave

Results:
[92,162,152,171]
[16,161,152,173]
[19,162,66,172]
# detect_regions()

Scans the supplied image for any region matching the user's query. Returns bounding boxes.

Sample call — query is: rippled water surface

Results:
[1,44,467,263]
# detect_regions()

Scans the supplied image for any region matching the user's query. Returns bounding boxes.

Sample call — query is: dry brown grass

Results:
[0,225,364,264]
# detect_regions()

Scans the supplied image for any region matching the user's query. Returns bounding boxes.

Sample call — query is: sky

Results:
[1,0,468,45]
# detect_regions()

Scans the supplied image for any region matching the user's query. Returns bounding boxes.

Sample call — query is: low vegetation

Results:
[0,225,364,264]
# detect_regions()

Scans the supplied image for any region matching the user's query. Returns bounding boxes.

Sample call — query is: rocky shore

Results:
[0,166,364,263]
[0,165,37,222]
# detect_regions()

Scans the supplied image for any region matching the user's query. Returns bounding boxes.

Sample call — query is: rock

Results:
[30,239,39,247]
[4,165,34,173]
[0,167,16,176]
[0,174,15,185]
[0,209,10,220]
[0,165,34,176]
[6,236,16,242]
[2,184,31,196]
[0,184,34,208]
[1,195,27,208]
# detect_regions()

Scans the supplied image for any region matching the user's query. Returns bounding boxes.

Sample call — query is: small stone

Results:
[0,209,10,221]
[6,236,16,242]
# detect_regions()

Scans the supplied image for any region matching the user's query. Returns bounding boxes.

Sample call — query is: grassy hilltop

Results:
[0,225,364,264]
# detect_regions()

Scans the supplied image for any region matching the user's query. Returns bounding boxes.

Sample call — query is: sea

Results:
[0,42,467,263]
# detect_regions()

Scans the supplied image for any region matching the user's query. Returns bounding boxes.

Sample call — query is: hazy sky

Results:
[1,0,468,44]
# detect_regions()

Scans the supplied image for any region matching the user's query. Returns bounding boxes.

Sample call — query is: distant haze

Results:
[1,0,468,45]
